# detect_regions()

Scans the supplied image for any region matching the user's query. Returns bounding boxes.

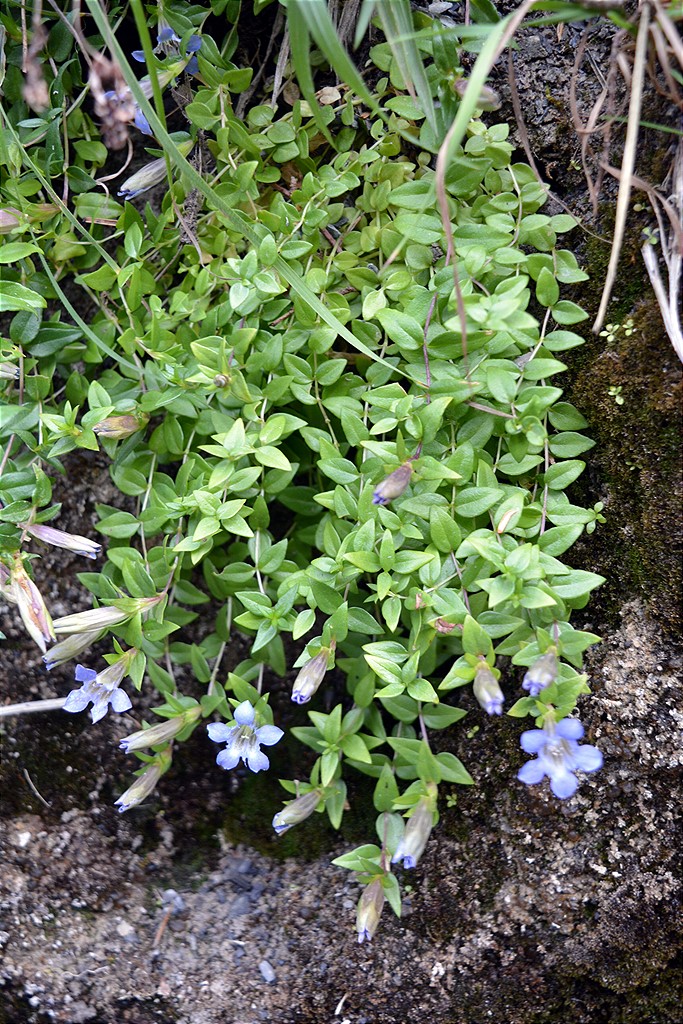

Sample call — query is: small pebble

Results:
[259,960,276,984]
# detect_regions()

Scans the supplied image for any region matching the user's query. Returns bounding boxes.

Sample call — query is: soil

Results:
[2,5,682,1024]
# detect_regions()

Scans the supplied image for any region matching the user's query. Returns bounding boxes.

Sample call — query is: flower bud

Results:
[0,208,21,233]
[21,522,102,560]
[473,662,504,716]
[92,414,147,439]
[454,78,501,111]
[522,649,559,697]
[391,794,436,869]
[356,878,385,943]
[0,362,20,380]
[43,629,105,669]
[120,706,201,753]
[272,789,322,835]
[52,606,130,635]
[118,138,194,200]
[114,752,171,813]
[372,462,413,506]
[9,557,55,653]
[291,650,330,704]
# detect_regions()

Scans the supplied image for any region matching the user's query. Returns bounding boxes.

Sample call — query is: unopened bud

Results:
[118,138,193,200]
[42,629,105,669]
[9,557,55,653]
[0,362,20,380]
[272,789,322,835]
[372,462,413,506]
[473,662,504,716]
[92,414,147,439]
[114,751,171,813]
[120,707,201,753]
[522,649,559,697]
[52,605,131,635]
[356,878,385,943]
[291,650,331,704]
[0,208,21,233]
[21,522,102,560]
[391,792,436,869]
[454,78,501,111]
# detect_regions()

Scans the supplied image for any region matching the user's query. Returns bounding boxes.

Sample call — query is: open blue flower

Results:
[517,718,602,799]
[63,663,132,724]
[207,700,283,773]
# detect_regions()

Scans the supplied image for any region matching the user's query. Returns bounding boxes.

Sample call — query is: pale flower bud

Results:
[52,606,131,635]
[291,650,331,704]
[522,649,559,697]
[0,208,21,233]
[9,558,55,653]
[92,414,146,439]
[272,789,322,835]
[356,878,385,943]
[372,462,413,506]
[21,522,102,560]
[454,78,501,111]
[43,629,105,670]
[120,707,201,753]
[473,662,504,716]
[0,362,20,380]
[118,138,194,200]
[114,752,170,813]
[391,794,436,869]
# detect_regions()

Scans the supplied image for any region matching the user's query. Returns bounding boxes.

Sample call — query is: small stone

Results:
[259,960,276,984]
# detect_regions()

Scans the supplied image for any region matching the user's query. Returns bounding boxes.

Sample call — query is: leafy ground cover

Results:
[1,0,677,948]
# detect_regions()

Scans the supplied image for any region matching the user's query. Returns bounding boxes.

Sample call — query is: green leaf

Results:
[0,282,47,313]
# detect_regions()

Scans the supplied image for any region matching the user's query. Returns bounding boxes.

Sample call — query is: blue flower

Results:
[522,650,558,697]
[134,106,153,136]
[517,718,603,799]
[372,462,413,506]
[207,700,283,773]
[63,663,132,724]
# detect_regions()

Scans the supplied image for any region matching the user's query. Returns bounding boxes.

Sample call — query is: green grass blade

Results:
[287,1,335,144]
[375,0,437,133]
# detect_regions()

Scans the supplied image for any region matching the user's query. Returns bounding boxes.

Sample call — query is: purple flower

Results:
[473,663,504,716]
[517,718,603,799]
[63,662,132,724]
[391,795,435,869]
[522,650,558,697]
[134,107,153,136]
[207,700,283,773]
[372,462,413,506]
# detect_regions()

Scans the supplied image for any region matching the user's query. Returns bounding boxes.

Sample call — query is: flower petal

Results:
[520,728,546,754]
[246,748,269,773]
[186,35,202,53]
[75,665,97,683]
[207,722,233,743]
[134,108,153,136]
[255,725,284,747]
[517,759,546,785]
[63,688,89,713]
[131,49,145,62]
[549,767,578,799]
[216,748,240,771]
[90,700,110,724]
[574,744,603,772]
[109,688,132,714]
[233,700,255,726]
[556,718,584,741]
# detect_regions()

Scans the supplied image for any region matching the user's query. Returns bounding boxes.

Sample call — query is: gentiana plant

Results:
[0,0,606,942]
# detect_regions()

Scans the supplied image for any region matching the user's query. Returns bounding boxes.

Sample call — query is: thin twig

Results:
[593,4,651,333]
